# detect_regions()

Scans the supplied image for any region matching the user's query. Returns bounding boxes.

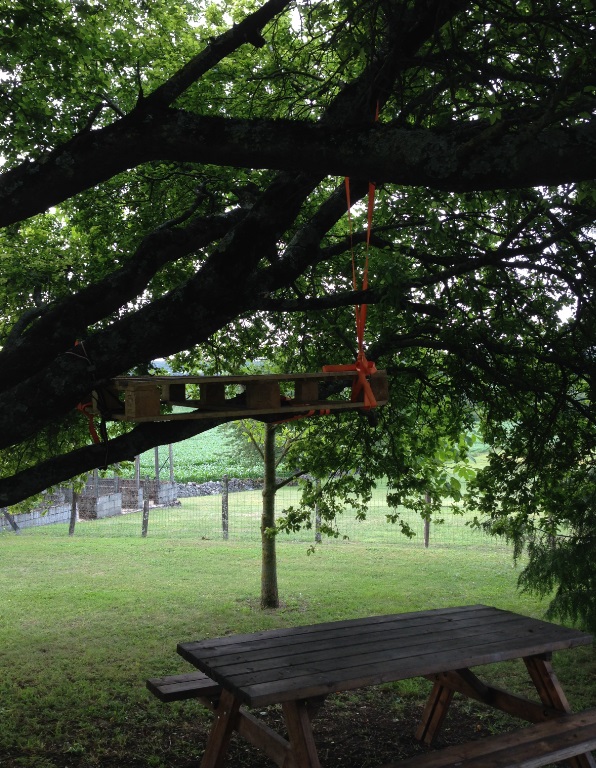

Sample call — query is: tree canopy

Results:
[1,0,596,627]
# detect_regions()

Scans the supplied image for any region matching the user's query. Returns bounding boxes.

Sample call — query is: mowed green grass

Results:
[1,534,595,768]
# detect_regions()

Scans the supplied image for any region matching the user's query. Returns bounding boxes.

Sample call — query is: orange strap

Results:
[76,401,101,444]
[322,358,378,410]
[71,340,101,444]
[323,106,379,411]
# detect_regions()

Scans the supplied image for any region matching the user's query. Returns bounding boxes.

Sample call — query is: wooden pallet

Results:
[95,370,389,422]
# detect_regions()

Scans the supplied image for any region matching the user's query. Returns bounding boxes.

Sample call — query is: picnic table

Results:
[170,605,595,768]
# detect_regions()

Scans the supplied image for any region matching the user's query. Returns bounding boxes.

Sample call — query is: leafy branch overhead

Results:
[1,0,596,626]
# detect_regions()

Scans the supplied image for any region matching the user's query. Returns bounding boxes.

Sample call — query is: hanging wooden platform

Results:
[94,370,388,422]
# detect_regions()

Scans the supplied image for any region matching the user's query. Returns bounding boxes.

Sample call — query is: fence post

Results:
[315,478,322,544]
[168,444,174,484]
[68,491,78,536]
[424,491,431,548]
[2,507,20,534]
[222,475,229,540]
[142,499,150,538]
[154,447,160,500]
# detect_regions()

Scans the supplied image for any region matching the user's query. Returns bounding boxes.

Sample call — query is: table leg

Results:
[524,654,596,768]
[282,699,322,768]
[416,679,455,745]
[200,688,241,768]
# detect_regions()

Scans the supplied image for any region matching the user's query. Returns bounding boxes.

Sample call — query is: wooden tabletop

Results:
[178,605,592,708]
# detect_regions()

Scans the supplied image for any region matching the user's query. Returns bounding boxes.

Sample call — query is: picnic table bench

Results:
[148,605,596,768]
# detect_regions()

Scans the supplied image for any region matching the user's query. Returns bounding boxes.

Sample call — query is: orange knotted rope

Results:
[323,104,379,410]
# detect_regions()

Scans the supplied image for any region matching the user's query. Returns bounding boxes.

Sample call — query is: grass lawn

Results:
[1,534,595,768]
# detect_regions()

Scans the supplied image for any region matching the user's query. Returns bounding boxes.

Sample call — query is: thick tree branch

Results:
[0,209,243,392]
[0,416,233,508]
[2,113,595,228]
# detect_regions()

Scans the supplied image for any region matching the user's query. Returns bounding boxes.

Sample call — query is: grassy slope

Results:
[2,535,595,767]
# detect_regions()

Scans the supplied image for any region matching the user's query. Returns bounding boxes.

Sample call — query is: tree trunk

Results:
[261,423,279,609]
[68,490,78,537]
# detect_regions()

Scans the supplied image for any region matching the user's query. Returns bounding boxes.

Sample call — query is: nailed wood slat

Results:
[199,689,241,768]
[181,612,526,670]
[425,670,562,724]
[104,370,389,422]
[112,398,389,421]
[146,671,221,702]
[235,710,291,767]
[380,710,596,768]
[112,372,369,386]
[282,700,322,768]
[178,607,592,707]
[178,606,493,654]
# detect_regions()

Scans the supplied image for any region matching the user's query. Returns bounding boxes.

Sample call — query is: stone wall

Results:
[0,503,71,532]
[78,493,122,520]
[144,481,177,506]
[120,480,143,510]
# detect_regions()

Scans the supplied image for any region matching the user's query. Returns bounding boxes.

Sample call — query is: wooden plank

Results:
[124,384,161,418]
[181,614,577,683]
[424,669,563,724]
[196,620,527,691]
[178,608,592,707]
[282,700,321,768]
[109,370,389,421]
[179,607,493,651]
[370,370,389,401]
[181,609,524,666]
[245,380,280,409]
[112,398,388,422]
[235,709,291,767]
[416,682,454,745]
[234,630,588,707]
[294,379,319,402]
[178,607,588,668]
[224,630,590,706]
[524,656,596,768]
[178,607,507,667]
[199,689,241,768]
[146,671,222,702]
[380,709,596,768]
[112,371,370,387]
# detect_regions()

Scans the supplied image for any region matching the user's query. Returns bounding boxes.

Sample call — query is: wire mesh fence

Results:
[0,477,507,550]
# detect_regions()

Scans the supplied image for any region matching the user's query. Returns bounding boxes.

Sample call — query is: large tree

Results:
[2,0,596,626]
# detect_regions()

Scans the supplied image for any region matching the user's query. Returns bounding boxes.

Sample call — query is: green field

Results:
[122,423,264,483]
[122,424,490,484]
[1,531,595,768]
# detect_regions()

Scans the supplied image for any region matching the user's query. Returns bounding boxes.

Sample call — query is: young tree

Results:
[1,1,596,626]
[226,419,307,608]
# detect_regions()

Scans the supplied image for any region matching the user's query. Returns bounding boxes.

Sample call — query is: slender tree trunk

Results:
[315,478,322,544]
[68,490,78,536]
[2,507,19,533]
[424,491,431,548]
[261,423,279,609]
